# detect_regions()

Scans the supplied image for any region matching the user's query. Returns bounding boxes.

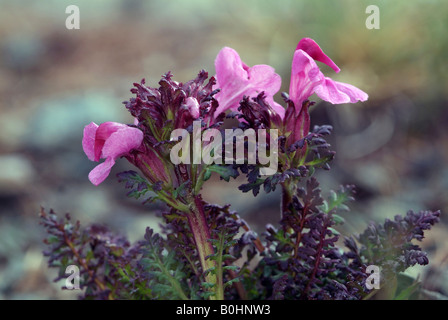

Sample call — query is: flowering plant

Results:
[40,38,440,300]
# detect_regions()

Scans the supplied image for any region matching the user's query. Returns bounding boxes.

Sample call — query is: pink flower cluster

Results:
[83,38,367,185]
[214,37,368,118]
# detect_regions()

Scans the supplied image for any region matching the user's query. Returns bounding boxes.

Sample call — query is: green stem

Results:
[280,180,297,218]
[214,230,226,300]
[194,167,206,195]
[186,195,221,300]
[157,191,189,212]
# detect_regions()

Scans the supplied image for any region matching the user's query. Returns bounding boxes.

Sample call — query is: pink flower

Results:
[82,122,143,186]
[214,47,284,119]
[284,38,368,148]
[289,38,368,113]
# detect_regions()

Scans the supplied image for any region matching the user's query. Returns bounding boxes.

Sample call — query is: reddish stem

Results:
[185,195,221,299]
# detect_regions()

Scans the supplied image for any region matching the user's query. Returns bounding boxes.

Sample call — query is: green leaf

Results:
[394,281,420,300]
[320,185,355,216]
[223,265,239,272]
[328,227,340,236]
[201,282,215,289]
[117,268,130,282]
[203,169,212,181]
[224,277,240,288]
[222,254,236,261]
[203,267,216,275]
[140,229,190,300]
[332,214,345,225]
[205,164,238,182]
[46,235,60,244]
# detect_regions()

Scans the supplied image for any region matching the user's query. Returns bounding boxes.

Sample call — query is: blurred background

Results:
[0,0,447,299]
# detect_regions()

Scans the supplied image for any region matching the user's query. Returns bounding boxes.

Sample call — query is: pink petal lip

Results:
[314,77,351,104]
[331,79,369,103]
[314,77,368,104]
[88,157,116,186]
[83,121,144,185]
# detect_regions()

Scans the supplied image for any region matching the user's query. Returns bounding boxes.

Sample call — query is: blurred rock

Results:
[0,154,35,193]
[1,33,45,72]
[24,93,130,149]
[0,110,29,150]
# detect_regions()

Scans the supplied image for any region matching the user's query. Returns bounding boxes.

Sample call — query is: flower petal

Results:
[315,77,368,104]
[214,47,281,117]
[248,64,282,97]
[215,47,248,90]
[314,77,350,104]
[269,100,285,120]
[289,49,324,111]
[296,38,340,73]
[331,80,369,103]
[88,157,116,186]
[101,126,143,160]
[94,122,129,161]
[82,122,98,161]
[185,97,200,119]
[96,122,129,140]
